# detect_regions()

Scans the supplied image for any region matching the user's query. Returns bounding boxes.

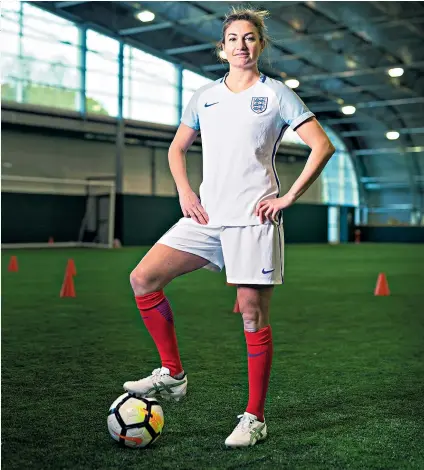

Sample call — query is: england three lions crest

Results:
[251,97,268,114]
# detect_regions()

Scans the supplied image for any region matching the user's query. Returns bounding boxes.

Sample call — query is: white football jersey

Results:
[181,73,315,226]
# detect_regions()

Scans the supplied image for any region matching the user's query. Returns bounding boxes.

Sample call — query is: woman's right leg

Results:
[130,242,210,295]
[124,243,209,399]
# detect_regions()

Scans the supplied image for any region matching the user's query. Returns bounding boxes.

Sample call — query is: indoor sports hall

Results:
[2,1,423,469]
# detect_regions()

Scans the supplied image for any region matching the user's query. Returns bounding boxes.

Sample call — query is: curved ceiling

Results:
[33,1,424,213]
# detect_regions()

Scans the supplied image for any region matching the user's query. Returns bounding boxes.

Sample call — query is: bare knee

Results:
[129,267,163,296]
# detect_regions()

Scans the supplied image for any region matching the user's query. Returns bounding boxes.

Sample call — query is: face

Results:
[222,20,263,69]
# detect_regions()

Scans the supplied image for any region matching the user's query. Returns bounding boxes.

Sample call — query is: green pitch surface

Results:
[2,244,424,470]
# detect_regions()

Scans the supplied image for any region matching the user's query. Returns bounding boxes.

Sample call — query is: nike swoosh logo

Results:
[248,351,266,358]
[204,102,219,107]
[113,431,143,445]
[262,268,275,274]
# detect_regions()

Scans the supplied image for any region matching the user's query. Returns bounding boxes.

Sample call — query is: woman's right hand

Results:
[179,189,209,225]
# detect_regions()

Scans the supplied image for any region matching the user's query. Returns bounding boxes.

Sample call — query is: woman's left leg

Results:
[237,285,274,422]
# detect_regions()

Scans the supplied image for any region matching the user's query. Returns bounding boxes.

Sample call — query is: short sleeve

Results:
[181,92,200,131]
[279,85,315,130]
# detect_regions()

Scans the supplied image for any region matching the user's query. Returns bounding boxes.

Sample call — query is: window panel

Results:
[86,93,118,116]
[86,70,118,95]
[23,83,79,110]
[23,2,79,45]
[1,10,20,33]
[87,30,120,55]
[124,45,178,125]
[0,33,19,55]
[322,125,359,207]
[85,30,119,117]
[124,99,177,126]
[86,50,118,74]
[3,0,21,12]
[22,37,79,67]
[3,3,82,111]
[182,69,212,109]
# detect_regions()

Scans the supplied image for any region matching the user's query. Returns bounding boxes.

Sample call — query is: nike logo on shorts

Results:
[262,268,275,274]
[204,102,219,107]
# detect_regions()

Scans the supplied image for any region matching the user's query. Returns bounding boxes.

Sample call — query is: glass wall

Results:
[322,126,359,207]
[124,47,178,125]
[86,30,119,116]
[0,0,362,189]
[182,69,213,110]
[1,1,81,110]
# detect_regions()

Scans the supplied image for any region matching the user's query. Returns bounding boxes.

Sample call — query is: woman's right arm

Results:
[168,123,209,225]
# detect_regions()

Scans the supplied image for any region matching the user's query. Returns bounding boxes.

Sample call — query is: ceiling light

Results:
[285,79,300,89]
[386,131,400,140]
[136,10,155,22]
[219,50,227,60]
[388,67,404,78]
[346,58,357,68]
[341,105,356,115]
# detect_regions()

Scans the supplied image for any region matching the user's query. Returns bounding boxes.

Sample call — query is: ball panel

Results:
[149,404,164,434]
[126,427,153,448]
[119,397,150,426]
[107,414,123,443]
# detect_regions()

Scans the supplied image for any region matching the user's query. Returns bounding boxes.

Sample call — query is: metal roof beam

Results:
[165,43,214,55]
[119,22,173,35]
[310,97,424,112]
[298,84,396,98]
[353,147,423,156]
[298,61,424,82]
[55,1,88,8]
[119,12,221,36]
[342,127,424,137]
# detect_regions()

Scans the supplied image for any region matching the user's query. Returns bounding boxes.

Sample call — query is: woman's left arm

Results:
[256,118,335,223]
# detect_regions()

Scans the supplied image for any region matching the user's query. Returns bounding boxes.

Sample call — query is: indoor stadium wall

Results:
[2,127,327,245]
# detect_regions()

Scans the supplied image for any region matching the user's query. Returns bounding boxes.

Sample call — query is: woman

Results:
[124,7,335,448]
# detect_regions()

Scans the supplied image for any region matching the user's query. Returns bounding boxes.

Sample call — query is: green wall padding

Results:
[120,196,328,245]
[2,192,86,243]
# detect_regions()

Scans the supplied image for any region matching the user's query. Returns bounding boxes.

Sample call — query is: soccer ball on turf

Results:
[107,393,164,448]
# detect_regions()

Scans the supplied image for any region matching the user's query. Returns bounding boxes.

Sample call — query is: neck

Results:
[227,67,260,85]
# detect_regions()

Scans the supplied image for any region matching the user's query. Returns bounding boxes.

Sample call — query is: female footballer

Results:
[124,7,335,447]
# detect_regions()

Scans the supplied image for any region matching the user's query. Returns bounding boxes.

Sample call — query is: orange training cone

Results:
[8,255,19,272]
[233,298,240,313]
[60,270,76,298]
[67,258,77,276]
[374,273,390,296]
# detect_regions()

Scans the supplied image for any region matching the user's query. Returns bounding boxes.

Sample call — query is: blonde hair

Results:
[216,6,270,61]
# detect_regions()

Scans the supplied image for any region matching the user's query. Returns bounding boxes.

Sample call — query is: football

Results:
[107,393,164,448]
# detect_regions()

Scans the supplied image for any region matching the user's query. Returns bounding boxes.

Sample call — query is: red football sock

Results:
[244,325,273,422]
[135,291,183,377]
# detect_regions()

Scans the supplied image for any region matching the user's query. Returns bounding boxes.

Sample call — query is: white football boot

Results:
[225,412,267,448]
[123,367,187,402]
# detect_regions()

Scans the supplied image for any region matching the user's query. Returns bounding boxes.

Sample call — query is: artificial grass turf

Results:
[2,244,424,469]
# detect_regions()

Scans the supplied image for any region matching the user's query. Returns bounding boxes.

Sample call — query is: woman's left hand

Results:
[255,193,297,223]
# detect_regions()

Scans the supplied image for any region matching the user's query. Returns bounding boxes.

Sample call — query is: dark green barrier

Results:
[2,193,330,245]
[356,226,424,243]
[2,192,86,243]
[118,196,328,245]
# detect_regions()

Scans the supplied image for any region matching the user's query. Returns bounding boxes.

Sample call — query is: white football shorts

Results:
[157,217,284,285]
